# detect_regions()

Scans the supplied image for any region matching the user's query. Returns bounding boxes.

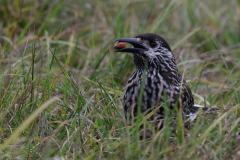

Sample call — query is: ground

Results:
[0,0,240,159]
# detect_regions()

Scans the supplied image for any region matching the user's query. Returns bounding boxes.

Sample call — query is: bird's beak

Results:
[114,38,146,53]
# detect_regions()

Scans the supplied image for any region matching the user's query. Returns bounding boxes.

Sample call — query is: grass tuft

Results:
[0,0,239,159]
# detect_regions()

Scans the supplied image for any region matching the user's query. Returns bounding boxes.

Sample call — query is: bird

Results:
[114,33,217,126]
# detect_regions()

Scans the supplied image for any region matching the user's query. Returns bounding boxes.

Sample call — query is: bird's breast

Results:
[124,70,181,115]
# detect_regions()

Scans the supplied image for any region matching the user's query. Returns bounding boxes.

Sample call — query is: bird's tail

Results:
[188,104,221,121]
[192,104,220,112]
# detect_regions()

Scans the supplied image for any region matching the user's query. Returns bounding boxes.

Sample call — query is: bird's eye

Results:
[150,42,157,48]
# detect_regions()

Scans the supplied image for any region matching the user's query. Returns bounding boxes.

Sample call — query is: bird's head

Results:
[114,33,176,70]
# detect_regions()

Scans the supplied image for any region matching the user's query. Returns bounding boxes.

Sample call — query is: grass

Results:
[0,0,240,159]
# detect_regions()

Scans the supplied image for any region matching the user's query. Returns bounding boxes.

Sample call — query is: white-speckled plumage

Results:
[122,33,195,120]
[114,33,217,123]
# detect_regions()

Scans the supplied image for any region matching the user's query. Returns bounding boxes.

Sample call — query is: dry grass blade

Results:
[0,97,59,151]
